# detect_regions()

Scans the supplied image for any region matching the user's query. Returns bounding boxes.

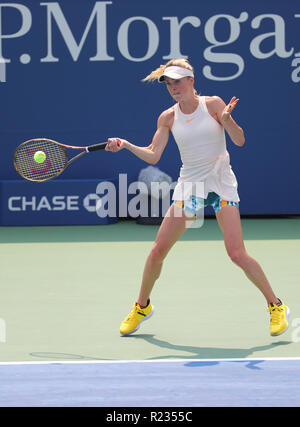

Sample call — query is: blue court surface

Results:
[1,358,300,407]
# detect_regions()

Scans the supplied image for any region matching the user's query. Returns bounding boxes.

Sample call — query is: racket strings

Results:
[14,139,68,182]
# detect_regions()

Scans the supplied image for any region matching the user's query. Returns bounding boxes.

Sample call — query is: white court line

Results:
[0,357,300,366]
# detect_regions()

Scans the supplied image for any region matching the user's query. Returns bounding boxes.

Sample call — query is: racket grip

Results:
[86,140,121,152]
[86,142,108,152]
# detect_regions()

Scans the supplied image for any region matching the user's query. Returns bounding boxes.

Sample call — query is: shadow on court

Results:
[28,337,292,363]
[29,352,114,361]
[123,334,292,361]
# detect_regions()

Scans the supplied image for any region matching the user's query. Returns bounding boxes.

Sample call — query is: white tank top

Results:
[171,95,239,202]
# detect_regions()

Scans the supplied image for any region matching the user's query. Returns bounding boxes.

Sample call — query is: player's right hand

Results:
[105,137,125,152]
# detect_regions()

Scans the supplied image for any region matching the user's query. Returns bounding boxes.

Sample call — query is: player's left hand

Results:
[222,97,239,121]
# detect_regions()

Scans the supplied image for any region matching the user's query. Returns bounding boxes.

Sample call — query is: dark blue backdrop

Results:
[0,0,299,222]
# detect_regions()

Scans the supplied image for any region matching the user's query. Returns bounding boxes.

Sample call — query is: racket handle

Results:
[86,140,121,152]
[86,142,107,152]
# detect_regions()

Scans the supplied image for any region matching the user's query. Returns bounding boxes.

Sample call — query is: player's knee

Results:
[150,242,169,262]
[227,247,246,267]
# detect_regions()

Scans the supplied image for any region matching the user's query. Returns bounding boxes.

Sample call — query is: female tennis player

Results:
[105,58,289,337]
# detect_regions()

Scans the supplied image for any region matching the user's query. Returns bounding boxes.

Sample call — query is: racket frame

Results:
[13,138,108,182]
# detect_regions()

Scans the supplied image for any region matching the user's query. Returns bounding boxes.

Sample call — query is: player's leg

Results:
[216,205,278,303]
[216,204,289,335]
[120,204,192,336]
[137,203,192,306]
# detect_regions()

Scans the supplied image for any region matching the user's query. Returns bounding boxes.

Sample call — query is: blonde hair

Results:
[142,58,194,82]
[142,58,197,94]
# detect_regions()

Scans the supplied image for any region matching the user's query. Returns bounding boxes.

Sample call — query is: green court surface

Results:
[0,217,299,363]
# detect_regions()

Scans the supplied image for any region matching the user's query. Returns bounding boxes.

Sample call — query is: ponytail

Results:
[142,64,166,82]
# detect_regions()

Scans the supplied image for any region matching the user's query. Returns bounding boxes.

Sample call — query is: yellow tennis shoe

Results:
[268,299,290,336]
[120,300,154,336]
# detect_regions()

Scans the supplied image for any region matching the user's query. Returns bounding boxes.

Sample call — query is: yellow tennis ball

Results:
[34,150,46,164]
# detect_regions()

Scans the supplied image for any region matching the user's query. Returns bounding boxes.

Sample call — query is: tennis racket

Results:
[13,138,115,182]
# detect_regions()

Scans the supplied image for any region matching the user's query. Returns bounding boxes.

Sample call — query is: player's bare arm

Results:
[105,108,173,164]
[207,96,245,147]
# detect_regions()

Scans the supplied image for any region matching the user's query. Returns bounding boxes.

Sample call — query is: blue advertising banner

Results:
[0,0,299,223]
[0,178,119,225]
